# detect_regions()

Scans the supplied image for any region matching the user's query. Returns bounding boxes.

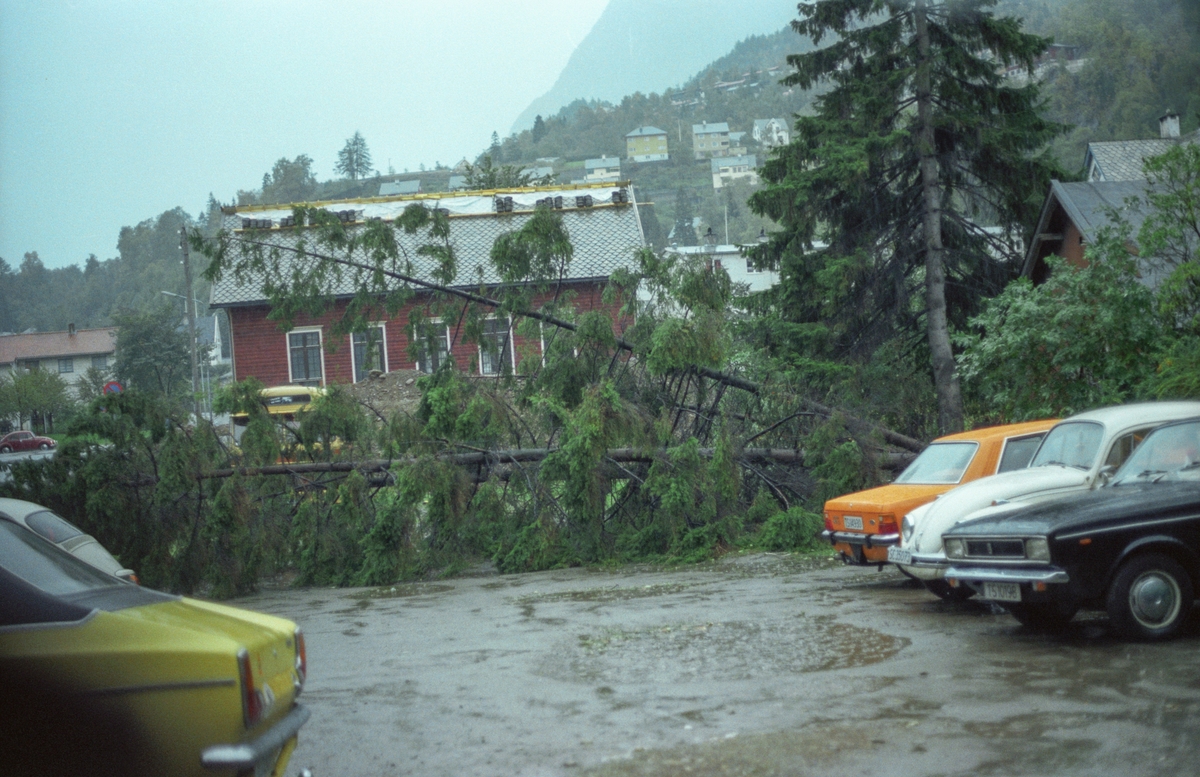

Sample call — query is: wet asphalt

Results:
[231,553,1200,777]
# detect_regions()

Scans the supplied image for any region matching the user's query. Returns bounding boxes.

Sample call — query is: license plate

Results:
[887,547,912,565]
[842,515,863,531]
[982,582,1022,602]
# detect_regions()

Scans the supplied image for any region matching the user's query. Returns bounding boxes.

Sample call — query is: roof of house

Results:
[209,184,645,307]
[1085,129,1200,181]
[585,156,619,171]
[448,175,467,190]
[729,131,746,143]
[711,154,757,172]
[753,118,787,129]
[692,122,730,135]
[626,126,666,138]
[379,180,421,196]
[1021,179,1153,275]
[0,327,117,366]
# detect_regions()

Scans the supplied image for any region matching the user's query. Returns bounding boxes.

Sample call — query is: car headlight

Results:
[1024,537,1050,561]
[944,538,965,559]
[902,514,915,542]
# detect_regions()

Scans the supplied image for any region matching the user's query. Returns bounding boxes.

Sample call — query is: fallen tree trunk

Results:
[196,446,914,480]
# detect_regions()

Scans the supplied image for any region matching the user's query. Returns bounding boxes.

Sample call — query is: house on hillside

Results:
[711,155,758,189]
[728,132,748,156]
[752,118,790,148]
[584,156,621,182]
[692,121,731,159]
[448,175,467,191]
[625,126,669,162]
[1023,112,1199,286]
[209,183,644,386]
[666,244,779,293]
[380,179,421,196]
[0,326,117,385]
[0,326,118,428]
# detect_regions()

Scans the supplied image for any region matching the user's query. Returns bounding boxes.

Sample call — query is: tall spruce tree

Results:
[751,0,1065,433]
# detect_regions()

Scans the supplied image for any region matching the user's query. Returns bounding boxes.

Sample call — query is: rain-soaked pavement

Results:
[231,553,1200,777]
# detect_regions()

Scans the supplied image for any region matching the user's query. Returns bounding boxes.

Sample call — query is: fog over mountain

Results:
[510,0,799,133]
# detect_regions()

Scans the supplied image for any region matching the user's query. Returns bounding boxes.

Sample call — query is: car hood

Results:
[946,482,1200,539]
[910,465,1091,553]
[825,483,950,517]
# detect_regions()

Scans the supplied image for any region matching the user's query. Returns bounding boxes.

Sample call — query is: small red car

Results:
[0,431,56,453]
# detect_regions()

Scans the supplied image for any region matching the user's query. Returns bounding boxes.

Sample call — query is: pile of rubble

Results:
[342,368,428,417]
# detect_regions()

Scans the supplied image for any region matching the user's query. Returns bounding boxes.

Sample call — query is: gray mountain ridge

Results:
[509,0,800,134]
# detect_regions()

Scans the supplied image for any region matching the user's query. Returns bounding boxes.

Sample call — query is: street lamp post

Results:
[174,227,201,424]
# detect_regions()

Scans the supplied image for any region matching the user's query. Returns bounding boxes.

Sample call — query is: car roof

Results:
[0,498,48,522]
[934,418,1059,444]
[1058,401,1200,429]
[259,385,325,398]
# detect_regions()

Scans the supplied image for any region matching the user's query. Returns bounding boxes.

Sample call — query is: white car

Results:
[0,497,136,581]
[889,401,1200,598]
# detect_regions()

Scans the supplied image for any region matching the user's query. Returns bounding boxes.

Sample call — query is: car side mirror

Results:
[1097,464,1117,486]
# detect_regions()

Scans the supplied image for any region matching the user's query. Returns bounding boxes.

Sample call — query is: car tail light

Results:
[878,517,899,535]
[294,628,307,693]
[823,513,834,531]
[238,648,263,727]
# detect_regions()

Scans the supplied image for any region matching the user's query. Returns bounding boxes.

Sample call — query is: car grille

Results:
[965,539,1026,558]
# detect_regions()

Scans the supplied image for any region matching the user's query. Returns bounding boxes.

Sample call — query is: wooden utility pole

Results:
[180,227,202,423]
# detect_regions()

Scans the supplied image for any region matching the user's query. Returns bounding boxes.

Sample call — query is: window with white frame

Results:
[288,329,323,386]
[478,317,512,376]
[414,321,451,374]
[58,358,74,374]
[92,354,108,370]
[351,325,387,382]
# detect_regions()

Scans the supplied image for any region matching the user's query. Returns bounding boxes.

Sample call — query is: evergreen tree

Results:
[751,0,1065,433]
[335,132,374,180]
[489,131,502,162]
[531,115,548,143]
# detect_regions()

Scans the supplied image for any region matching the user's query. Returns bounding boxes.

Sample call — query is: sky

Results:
[0,0,609,269]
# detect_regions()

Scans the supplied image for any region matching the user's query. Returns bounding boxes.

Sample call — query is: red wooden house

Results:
[209,183,645,387]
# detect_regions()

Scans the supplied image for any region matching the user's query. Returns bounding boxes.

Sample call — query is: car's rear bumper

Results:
[201,703,310,771]
[821,530,900,549]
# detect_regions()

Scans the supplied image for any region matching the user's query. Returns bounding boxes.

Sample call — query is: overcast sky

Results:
[0,0,608,269]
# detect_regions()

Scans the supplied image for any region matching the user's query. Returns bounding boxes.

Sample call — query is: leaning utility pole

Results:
[180,226,202,423]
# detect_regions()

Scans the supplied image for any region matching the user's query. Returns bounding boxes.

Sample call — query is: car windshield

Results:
[893,442,978,484]
[0,521,122,596]
[1111,420,1200,485]
[1029,422,1104,470]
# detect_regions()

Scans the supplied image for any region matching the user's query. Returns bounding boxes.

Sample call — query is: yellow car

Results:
[0,517,308,777]
[821,419,1058,573]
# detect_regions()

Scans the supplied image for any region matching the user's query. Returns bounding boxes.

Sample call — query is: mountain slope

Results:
[510,0,800,133]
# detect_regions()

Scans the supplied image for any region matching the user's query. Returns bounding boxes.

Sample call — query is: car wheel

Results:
[924,579,976,601]
[1004,602,1077,631]
[0,445,10,453]
[38,442,50,450]
[1106,553,1194,641]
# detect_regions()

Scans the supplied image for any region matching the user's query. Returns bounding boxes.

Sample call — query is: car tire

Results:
[38,442,50,450]
[924,579,975,601]
[1004,601,1077,631]
[1106,553,1194,641]
[0,446,10,453]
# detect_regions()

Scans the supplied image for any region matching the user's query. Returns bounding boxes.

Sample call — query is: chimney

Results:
[1160,111,1181,139]
[68,323,76,336]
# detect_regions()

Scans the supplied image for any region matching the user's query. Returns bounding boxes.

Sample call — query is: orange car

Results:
[821,420,1058,566]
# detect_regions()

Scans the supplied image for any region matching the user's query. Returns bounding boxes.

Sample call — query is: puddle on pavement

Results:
[540,615,908,685]
[357,583,455,599]
[517,582,692,606]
